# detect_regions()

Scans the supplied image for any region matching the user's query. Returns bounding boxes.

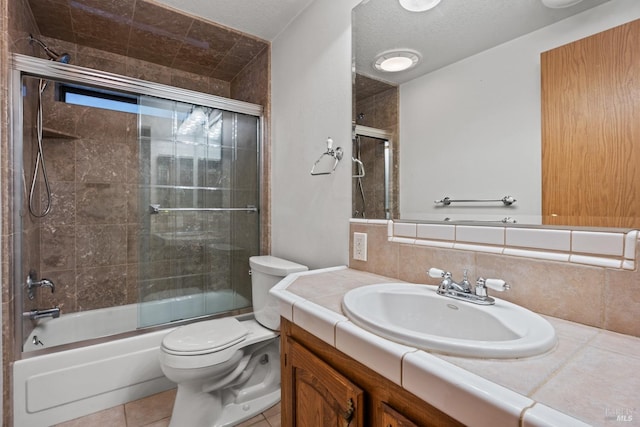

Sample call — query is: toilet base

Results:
[165,327,281,427]
[214,389,280,427]
[168,385,280,427]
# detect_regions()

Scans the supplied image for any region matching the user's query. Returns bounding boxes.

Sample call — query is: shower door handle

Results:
[149,205,259,214]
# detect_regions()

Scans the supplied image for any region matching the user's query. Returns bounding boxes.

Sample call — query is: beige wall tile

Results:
[604,268,640,337]
[349,223,398,278]
[349,222,640,336]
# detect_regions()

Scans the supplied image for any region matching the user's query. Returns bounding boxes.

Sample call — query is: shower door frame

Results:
[353,124,393,220]
[10,53,265,359]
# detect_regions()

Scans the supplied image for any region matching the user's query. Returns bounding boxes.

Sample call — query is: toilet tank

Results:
[249,256,308,330]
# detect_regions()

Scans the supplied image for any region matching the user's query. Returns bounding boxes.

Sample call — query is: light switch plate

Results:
[353,232,368,261]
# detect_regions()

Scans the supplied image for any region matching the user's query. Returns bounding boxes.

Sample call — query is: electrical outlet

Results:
[353,232,368,261]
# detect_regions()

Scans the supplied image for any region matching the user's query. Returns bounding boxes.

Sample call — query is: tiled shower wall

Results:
[349,221,640,338]
[15,40,269,312]
[2,0,41,423]
[353,76,399,219]
[31,91,139,313]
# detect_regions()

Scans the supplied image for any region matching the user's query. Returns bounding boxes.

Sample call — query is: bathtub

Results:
[14,290,251,427]
[23,289,250,351]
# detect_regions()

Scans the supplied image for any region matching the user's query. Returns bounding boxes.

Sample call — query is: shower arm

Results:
[28,34,70,63]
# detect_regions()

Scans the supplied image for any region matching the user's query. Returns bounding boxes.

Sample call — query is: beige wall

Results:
[271,0,361,269]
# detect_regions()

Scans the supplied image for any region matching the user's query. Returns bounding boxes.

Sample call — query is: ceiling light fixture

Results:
[399,0,442,12]
[374,50,420,72]
[540,0,584,8]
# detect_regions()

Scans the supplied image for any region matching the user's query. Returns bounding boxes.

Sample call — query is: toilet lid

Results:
[162,317,248,355]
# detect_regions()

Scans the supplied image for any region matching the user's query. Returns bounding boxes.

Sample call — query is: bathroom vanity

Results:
[281,318,461,426]
[271,267,640,427]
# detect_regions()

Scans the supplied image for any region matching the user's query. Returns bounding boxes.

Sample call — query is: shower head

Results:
[28,34,71,63]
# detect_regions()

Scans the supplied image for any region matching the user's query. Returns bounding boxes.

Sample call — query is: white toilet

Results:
[159,256,308,427]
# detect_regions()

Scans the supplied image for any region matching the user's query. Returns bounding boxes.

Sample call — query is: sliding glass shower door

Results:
[137,96,260,327]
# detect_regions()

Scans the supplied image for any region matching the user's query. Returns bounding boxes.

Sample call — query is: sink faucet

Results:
[428,268,509,305]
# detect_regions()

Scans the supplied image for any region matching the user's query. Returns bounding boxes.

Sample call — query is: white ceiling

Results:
[152,0,316,41]
[354,0,612,84]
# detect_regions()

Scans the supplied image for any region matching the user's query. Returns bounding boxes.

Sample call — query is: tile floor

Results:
[53,388,281,427]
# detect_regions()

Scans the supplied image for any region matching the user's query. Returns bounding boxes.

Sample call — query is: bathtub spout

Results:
[23,306,60,320]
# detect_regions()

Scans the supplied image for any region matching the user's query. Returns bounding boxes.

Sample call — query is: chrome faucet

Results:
[428,268,509,305]
[26,270,55,300]
[23,306,60,320]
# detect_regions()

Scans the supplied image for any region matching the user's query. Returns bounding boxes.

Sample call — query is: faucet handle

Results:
[475,277,509,298]
[484,278,509,292]
[428,267,447,279]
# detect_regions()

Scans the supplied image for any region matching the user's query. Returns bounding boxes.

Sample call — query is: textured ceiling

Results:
[152,0,316,41]
[354,0,612,84]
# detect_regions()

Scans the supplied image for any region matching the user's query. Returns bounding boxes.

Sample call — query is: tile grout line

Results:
[526,332,599,399]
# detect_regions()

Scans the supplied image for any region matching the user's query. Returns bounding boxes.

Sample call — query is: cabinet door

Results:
[380,403,419,427]
[284,337,364,427]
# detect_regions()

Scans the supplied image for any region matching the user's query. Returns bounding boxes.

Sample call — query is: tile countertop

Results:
[269,266,640,427]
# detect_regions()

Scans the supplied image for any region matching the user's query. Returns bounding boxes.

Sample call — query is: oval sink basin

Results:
[342,283,557,358]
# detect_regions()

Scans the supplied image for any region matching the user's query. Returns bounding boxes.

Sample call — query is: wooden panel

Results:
[542,19,640,228]
[281,319,464,427]
[380,402,419,427]
[287,336,364,427]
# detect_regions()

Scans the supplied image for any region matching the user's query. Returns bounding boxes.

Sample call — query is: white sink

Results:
[341,283,557,358]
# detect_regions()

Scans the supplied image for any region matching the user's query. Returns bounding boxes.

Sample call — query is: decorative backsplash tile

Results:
[571,231,624,257]
[417,223,455,241]
[455,226,505,246]
[506,228,571,252]
[349,220,640,337]
[393,222,417,238]
[368,220,638,270]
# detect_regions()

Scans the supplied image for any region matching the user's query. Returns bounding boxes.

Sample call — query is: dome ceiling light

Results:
[399,0,442,12]
[374,50,421,72]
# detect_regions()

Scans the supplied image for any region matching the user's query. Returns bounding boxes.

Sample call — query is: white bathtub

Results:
[23,289,250,351]
[15,290,251,427]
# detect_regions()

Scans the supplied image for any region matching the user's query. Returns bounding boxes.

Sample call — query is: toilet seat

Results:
[162,317,248,356]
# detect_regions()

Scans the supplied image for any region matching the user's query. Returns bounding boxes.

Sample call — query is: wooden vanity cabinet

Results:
[381,403,420,427]
[280,319,463,427]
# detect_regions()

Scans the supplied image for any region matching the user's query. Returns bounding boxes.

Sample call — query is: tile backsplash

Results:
[349,220,640,338]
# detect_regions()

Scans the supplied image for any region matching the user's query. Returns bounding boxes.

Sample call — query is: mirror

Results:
[352,0,638,227]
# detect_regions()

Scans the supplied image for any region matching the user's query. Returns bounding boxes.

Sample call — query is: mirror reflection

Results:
[352,0,640,228]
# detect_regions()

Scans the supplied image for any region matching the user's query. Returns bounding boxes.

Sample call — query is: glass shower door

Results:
[137,95,260,328]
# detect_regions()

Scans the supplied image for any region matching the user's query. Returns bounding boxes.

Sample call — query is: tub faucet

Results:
[26,270,55,300]
[23,306,60,320]
[428,267,509,305]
